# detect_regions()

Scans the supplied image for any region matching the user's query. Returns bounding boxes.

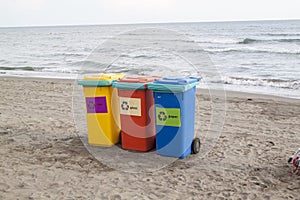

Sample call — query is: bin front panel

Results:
[83,86,120,146]
[154,92,182,155]
[154,88,196,158]
[118,89,156,151]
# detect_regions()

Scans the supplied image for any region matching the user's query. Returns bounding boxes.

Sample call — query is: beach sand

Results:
[0,77,299,199]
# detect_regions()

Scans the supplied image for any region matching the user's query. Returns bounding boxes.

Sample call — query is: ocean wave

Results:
[277,38,300,43]
[52,52,86,57]
[219,77,300,90]
[238,38,259,44]
[0,66,35,71]
[263,33,300,37]
[72,61,125,73]
[184,37,300,45]
[238,38,300,44]
[205,47,300,55]
[0,59,9,64]
[196,39,239,44]
[119,54,157,59]
[163,38,197,44]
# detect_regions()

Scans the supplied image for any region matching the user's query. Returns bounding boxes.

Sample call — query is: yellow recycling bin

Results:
[78,74,125,146]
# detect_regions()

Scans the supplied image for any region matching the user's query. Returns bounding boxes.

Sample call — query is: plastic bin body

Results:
[148,77,199,158]
[113,77,159,152]
[78,74,125,146]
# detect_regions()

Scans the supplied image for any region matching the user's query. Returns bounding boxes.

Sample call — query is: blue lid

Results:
[148,77,200,93]
[153,77,200,85]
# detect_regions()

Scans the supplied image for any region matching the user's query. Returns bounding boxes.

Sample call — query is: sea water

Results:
[0,20,299,99]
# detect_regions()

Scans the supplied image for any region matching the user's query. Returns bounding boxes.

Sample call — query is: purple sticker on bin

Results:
[85,97,108,113]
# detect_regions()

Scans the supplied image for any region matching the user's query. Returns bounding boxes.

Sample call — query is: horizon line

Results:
[0,18,299,29]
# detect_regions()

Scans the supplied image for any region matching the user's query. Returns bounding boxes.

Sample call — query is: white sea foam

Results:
[221,77,300,90]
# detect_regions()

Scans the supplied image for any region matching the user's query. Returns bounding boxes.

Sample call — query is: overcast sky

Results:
[0,0,299,27]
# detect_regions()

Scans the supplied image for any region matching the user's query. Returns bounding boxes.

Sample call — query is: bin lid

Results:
[77,73,125,87]
[113,76,161,90]
[148,77,200,93]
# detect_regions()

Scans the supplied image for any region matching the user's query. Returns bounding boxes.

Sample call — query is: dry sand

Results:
[0,77,299,199]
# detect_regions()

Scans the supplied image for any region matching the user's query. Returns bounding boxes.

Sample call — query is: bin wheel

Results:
[192,138,201,154]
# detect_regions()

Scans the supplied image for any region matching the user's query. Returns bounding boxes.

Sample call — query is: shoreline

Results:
[1,76,299,103]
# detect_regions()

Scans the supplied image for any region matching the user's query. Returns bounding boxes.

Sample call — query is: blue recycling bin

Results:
[148,77,200,159]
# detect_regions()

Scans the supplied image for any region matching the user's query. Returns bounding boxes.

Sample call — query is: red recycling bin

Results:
[113,77,159,152]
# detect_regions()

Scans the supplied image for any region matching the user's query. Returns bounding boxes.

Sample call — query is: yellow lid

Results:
[84,73,125,81]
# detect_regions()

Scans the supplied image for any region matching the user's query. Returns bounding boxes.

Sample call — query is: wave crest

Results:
[237,38,300,44]
[221,77,300,90]
[238,38,258,44]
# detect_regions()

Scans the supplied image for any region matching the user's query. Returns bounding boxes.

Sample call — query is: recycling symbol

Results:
[87,101,95,109]
[121,101,129,110]
[158,111,167,121]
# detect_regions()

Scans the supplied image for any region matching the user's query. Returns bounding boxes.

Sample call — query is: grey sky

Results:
[0,0,299,27]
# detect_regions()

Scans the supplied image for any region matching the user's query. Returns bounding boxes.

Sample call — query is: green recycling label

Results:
[156,107,181,127]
